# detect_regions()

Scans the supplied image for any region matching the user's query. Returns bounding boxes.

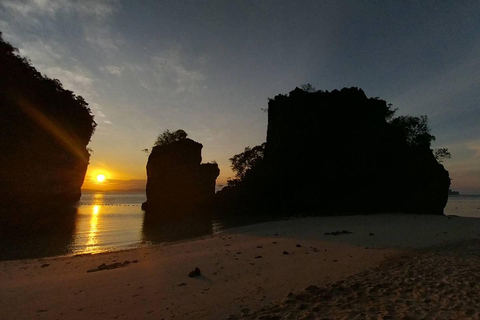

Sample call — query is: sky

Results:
[1,0,479,194]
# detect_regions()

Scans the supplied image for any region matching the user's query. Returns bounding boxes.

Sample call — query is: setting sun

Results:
[96,174,106,183]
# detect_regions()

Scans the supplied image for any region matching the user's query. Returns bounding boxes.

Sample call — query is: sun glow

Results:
[96,174,106,183]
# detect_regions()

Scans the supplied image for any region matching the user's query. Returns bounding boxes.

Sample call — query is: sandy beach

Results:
[249,239,480,319]
[2,213,480,319]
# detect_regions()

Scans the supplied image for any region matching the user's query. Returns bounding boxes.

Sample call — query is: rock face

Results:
[216,87,450,215]
[0,33,95,208]
[143,138,220,216]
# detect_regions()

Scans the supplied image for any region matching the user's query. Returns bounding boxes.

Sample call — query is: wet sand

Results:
[1,214,480,319]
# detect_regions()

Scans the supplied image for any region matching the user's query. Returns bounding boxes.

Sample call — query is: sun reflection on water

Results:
[85,205,101,254]
[92,192,104,205]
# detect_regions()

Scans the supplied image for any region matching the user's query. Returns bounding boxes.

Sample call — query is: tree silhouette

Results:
[390,115,435,148]
[229,143,266,184]
[153,129,188,147]
[300,83,316,92]
[434,148,451,163]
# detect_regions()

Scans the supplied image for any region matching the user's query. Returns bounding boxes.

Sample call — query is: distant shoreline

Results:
[81,188,145,193]
[80,189,480,197]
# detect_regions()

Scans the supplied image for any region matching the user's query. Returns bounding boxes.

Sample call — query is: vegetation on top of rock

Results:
[390,115,435,148]
[153,129,188,147]
[433,148,452,163]
[0,32,96,151]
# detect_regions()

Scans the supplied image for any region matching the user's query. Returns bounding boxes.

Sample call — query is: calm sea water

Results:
[1,193,479,261]
[72,192,147,256]
[444,195,480,218]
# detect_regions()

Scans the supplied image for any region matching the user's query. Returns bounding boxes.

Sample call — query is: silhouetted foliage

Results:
[300,83,316,92]
[390,115,450,161]
[229,143,266,182]
[0,32,96,205]
[0,33,96,145]
[154,129,188,147]
[390,115,435,148]
[434,148,451,163]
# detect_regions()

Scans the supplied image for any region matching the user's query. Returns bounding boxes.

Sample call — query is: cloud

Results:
[17,39,64,65]
[1,0,117,21]
[44,66,93,93]
[82,178,146,191]
[123,46,206,94]
[84,26,123,51]
[101,65,124,75]
[1,0,122,51]
[1,1,119,126]
[151,48,206,94]
[16,38,113,126]
[14,38,95,97]
[87,102,112,125]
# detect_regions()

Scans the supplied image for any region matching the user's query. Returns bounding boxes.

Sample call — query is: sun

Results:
[96,174,106,183]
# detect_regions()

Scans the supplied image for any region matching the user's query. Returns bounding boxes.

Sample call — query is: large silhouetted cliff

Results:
[216,87,450,215]
[0,33,96,207]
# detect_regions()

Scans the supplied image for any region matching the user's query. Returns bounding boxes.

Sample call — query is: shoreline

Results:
[2,214,480,319]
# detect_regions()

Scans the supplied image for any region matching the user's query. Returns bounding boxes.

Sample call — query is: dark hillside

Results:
[0,33,96,209]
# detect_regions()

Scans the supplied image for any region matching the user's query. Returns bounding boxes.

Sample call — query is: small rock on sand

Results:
[188,267,201,278]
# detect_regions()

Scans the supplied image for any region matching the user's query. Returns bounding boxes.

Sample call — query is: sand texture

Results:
[246,240,480,320]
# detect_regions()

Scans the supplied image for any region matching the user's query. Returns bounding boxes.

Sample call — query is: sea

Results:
[0,192,479,261]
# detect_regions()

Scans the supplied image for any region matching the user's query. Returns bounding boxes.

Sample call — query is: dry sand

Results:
[248,240,480,320]
[1,214,480,319]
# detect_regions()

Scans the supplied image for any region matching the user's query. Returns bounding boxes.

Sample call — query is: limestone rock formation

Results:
[142,138,220,216]
[0,33,96,209]
[216,87,450,215]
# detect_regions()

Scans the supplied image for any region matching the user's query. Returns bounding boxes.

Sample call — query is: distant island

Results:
[448,189,460,196]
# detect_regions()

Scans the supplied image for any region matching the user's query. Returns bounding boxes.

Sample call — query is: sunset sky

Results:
[1,1,479,193]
